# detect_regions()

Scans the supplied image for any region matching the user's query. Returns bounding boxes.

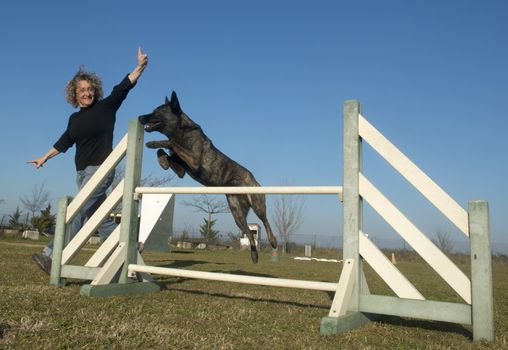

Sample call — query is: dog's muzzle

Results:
[138,114,161,132]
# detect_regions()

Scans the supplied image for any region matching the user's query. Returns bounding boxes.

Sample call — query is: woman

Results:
[28,47,149,274]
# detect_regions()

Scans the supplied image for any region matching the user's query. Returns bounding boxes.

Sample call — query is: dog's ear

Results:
[165,96,170,105]
[169,91,182,115]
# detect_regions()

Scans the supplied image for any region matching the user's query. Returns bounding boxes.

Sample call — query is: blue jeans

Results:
[43,165,117,257]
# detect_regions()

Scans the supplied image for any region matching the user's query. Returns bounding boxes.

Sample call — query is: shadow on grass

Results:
[378,315,472,339]
[160,285,331,310]
[158,259,226,269]
[225,269,275,278]
[0,323,11,339]
[154,268,332,309]
[167,250,195,254]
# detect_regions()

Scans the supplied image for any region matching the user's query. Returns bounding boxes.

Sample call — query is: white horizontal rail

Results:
[358,114,469,236]
[136,186,343,195]
[129,264,338,291]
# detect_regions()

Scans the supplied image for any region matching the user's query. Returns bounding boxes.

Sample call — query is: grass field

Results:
[0,238,507,349]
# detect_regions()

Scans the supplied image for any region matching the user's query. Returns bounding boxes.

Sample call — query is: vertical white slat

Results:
[469,200,494,341]
[358,115,469,236]
[66,134,128,223]
[61,180,124,265]
[139,194,171,243]
[138,194,174,252]
[342,100,363,313]
[359,174,471,304]
[359,230,424,300]
[328,259,356,317]
[118,119,144,283]
[85,226,121,267]
[91,243,126,285]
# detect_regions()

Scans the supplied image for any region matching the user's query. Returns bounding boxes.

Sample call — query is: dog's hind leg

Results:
[226,194,258,263]
[251,194,278,249]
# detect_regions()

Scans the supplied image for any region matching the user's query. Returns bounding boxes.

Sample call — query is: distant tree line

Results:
[2,177,308,253]
[2,183,56,234]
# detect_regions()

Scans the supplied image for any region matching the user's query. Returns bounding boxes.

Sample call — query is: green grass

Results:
[0,238,507,349]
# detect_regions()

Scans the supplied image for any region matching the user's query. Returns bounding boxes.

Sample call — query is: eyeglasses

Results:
[76,87,95,95]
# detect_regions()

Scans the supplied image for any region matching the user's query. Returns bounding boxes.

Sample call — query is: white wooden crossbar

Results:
[136,186,343,195]
[358,114,469,236]
[128,264,338,291]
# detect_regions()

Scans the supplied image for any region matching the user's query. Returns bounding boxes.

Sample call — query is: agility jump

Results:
[48,100,494,341]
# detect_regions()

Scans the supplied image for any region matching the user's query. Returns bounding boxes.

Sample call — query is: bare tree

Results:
[182,195,230,242]
[272,194,305,254]
[434,229,455,254]
[111,163,176,189]
[140,172,176,187]
[178,223,193,241]
[19,183,50,221]
[0,199,6,226]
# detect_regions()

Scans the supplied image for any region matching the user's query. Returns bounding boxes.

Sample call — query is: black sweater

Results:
[54,75,136,171]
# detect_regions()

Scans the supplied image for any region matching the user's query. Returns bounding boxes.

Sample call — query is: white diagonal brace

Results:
[359,114,468,236]
[328,258,355,317]
[359,174,471,304]
[85,226,121,267]
[360,230,424,300]
[66,135,128,223]
[61,179,124,265]
[91,243,126,285]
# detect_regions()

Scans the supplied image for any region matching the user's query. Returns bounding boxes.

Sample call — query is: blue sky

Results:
[1,1,506,252]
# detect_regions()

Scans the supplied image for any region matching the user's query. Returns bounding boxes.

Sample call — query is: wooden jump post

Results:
[49,102,494,341]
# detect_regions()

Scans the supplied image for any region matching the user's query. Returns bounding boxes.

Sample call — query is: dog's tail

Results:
[246,194,253,207]
[246,178,262,207]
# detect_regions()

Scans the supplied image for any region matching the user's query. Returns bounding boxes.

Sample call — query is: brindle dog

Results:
[138,91,277,263]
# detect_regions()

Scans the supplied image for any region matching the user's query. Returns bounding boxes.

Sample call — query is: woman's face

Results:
[76,80,95,108]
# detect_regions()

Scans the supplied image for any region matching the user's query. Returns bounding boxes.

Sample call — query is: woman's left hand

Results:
[128,47,149,84]
[138,47,148,68]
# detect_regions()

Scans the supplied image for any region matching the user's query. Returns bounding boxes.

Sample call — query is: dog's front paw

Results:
[156,149,171,170]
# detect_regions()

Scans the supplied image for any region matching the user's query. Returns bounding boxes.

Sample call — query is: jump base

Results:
[80,282,160,297]
[320,312,374,335]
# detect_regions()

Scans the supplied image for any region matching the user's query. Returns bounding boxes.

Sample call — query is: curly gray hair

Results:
[65,66,104,108]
